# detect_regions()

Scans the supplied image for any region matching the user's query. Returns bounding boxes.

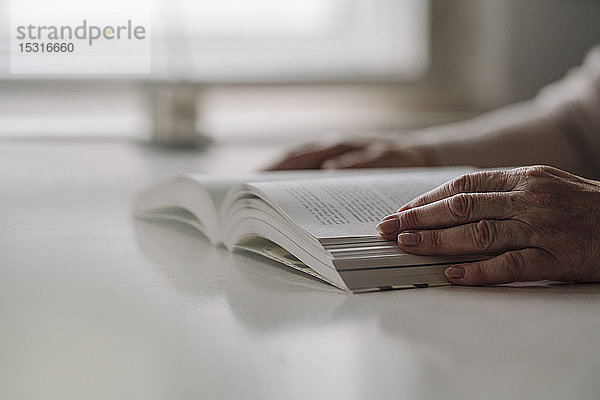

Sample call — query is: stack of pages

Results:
[134,168,482,292]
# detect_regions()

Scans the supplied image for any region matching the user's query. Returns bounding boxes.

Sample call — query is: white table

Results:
[2,139,599,400]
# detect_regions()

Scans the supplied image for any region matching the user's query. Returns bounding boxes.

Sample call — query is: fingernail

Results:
[381,213,398,221]
[397,203,411,212]
[445,266,465,280]
[398,232,421,246]
[322,160,339,169]
[376,216,399,235]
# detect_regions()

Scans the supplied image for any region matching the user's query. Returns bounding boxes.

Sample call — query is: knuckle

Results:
[501,251,527,280]
[425,230,442,249]
[449,173,473,193]
[448,193,474,219]
[468,262,488,283]
[471,220,495,250]
[398,209,420,229]
[524,165,553,178]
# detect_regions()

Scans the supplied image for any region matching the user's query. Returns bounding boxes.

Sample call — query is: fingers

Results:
[398,169,520,212]
[322,148,383,169]
[376,192,521,239]
[444,248,557,285]
[396,219,532,255]
[323,144,430,169]
[266,143,364,170]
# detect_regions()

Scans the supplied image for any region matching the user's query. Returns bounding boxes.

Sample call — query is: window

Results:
[152,0,429,82]
[0,0,429,80]
[0,0,430,139]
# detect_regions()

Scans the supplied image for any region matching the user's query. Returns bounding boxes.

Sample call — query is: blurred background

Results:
[1,0,600,145]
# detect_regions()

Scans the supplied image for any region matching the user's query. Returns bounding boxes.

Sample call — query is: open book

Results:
[134,168,482,292]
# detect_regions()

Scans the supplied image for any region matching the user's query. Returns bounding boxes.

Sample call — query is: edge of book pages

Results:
[235,236,453,293]
[134,168,484,293]
[135,209,456,293]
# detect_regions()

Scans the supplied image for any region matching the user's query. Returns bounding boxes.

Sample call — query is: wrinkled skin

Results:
[266,140,431,170]
[375,166,600,285]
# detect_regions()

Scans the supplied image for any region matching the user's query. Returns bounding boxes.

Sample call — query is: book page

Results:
[186,168,408,211]
[137,168,429,245]
[248,168,473,239]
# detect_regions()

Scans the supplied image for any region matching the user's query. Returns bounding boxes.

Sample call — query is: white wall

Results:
[427,0,600,109]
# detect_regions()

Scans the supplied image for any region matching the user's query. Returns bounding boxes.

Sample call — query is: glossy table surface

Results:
[2,139,600,400]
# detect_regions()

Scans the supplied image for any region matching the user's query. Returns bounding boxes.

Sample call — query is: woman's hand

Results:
[376,166,600,285]
[266,140,432,170]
